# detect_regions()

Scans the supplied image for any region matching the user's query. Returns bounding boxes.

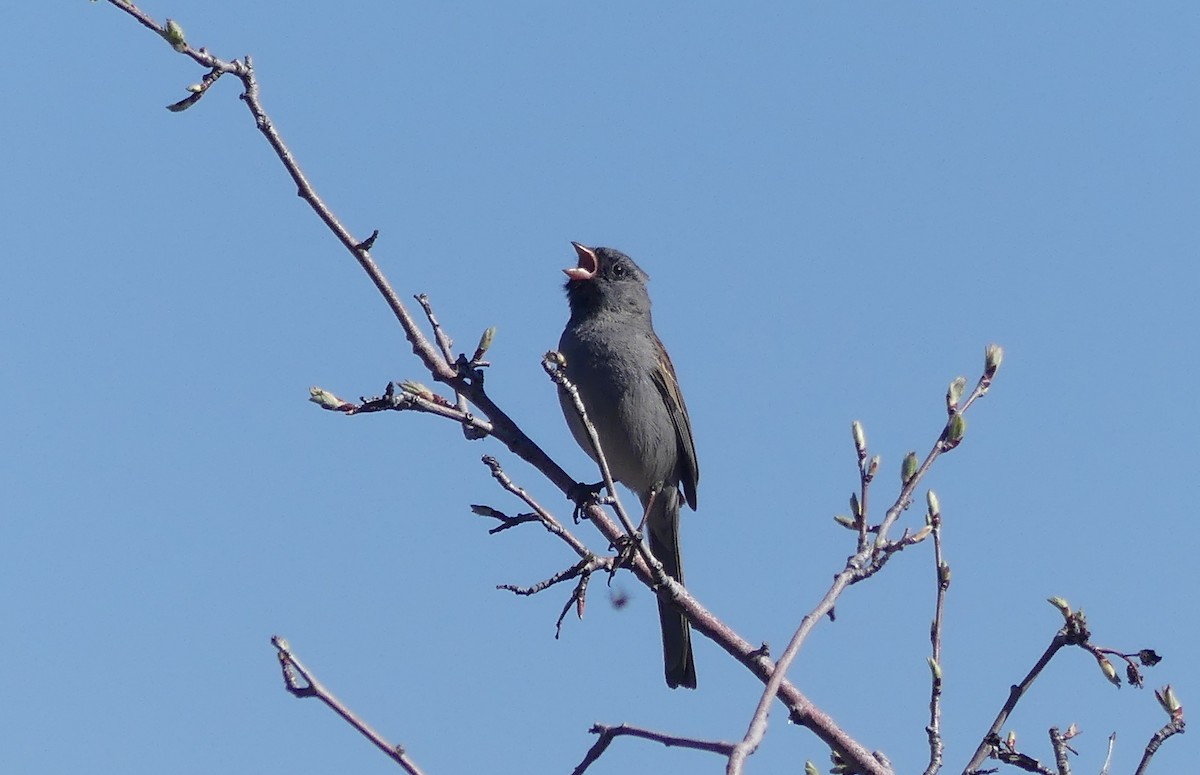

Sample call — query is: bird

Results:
[557,241,700,689]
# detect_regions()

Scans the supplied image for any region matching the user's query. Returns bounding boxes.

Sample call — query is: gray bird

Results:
[557,242,700,689]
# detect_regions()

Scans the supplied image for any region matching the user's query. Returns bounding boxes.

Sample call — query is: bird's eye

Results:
[611,262,626,278]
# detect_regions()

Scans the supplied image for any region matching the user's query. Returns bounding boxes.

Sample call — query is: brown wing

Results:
[650,334,700,510]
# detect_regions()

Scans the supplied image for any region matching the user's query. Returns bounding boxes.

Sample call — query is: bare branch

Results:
[272,636,428,775]
[480,455,590,557]
[962,634,1070,774]
[730,355,1001,775]
[923,492,948,775]
[572,723,735,775]
[1047,727,1071,775]
[541,355,643,546]
[1132,717,1186,775]
[415,294,485,440]
[104,2,454,384]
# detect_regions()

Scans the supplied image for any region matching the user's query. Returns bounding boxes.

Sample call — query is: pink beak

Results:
[565,241,598,281]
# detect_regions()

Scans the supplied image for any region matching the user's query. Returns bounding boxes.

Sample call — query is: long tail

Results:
[646,487,696,689]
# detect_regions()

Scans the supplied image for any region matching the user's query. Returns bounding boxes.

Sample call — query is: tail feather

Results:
[646,488,696,689]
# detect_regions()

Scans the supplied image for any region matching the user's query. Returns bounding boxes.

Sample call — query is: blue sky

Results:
[3,3,1195,773]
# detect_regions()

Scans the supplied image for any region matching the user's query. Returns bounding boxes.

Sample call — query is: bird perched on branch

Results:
[557,242,700,689]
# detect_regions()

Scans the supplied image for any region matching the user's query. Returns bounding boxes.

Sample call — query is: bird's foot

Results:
[610,534,641,573]
[568,480,605,523]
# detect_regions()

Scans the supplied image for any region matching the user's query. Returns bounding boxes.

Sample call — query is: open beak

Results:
[564,241,598,281]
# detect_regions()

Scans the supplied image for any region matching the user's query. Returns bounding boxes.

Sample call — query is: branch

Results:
[104,2,454,385]
[1047,727,1071,775]
[102,7,1004,774]
[728,350,1001,775]
[272,636,428,775]
[572,723,735,775]
[963,633,1070,774]
[923,491,949,775]
[963,600,1173,774]
[1132,718,1186,775]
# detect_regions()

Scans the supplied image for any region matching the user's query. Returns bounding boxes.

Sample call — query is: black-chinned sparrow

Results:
[557,242,700,689]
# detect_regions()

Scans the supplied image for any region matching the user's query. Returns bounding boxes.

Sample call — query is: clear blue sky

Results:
[3,3,1195,773]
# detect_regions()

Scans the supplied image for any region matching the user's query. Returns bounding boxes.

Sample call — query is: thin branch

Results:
[310,382,498,440]
[271,636,428,775]
[572,723,735,775]
[415,294,482,439]
[498,556,601,596]
[540,357,642,542]
[105,1,455,385]
[962,630,1071,774]
[471,505,543,534]
[1098,732,1116,775]
[923,496,948,775]
[480,455,590,558]
[729,357,999,775]
[1132,717,1186,775]
[991,741,1056,775]
[1047,727,1071,775]
[865,369,991,574]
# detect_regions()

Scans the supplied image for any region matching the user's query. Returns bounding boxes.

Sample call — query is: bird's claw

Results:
[569,480,605,523]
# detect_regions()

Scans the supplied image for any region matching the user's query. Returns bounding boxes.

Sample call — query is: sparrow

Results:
[557,242,700,689]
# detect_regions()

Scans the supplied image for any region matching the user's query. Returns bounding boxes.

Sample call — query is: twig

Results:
[271,636,428,775]
[962,634,1069,773]
[1132,717,1185,775]
[479,455,589,557]
[415,294,483,440]
[499,556,607,597]
[471,505,542,534]
[540,356,643,546]
[923,494,948,775]
[1047,727,1071,775]
[1098,732,1115,775]
[104,2,455,386]
[572,723,735,775]
[729,351,1000,775]
[498,555,613,637]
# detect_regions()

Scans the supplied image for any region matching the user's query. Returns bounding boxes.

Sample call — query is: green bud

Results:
[1097,655,1120,686]
[901,451,918,484]
[399,380,434,401]
[473,326,496,360]
[926,489,940,517]
[185,83,204,93]
[985,343,1004,377]
[833,514,856,529]
[163,19,187,52]
[946,414,966,445]
[1047,596,1072,616]
[165,93,201,113]
[946,376,967,412]
[545,350,566,367]
[849,492,861,519]
[1155,685,1182,718]
[911,524,933,543]
[927,656,942,680]
[308,386,346,410]
[851,420,866,457]
[867,455,881,479]
[804,762,819,775]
